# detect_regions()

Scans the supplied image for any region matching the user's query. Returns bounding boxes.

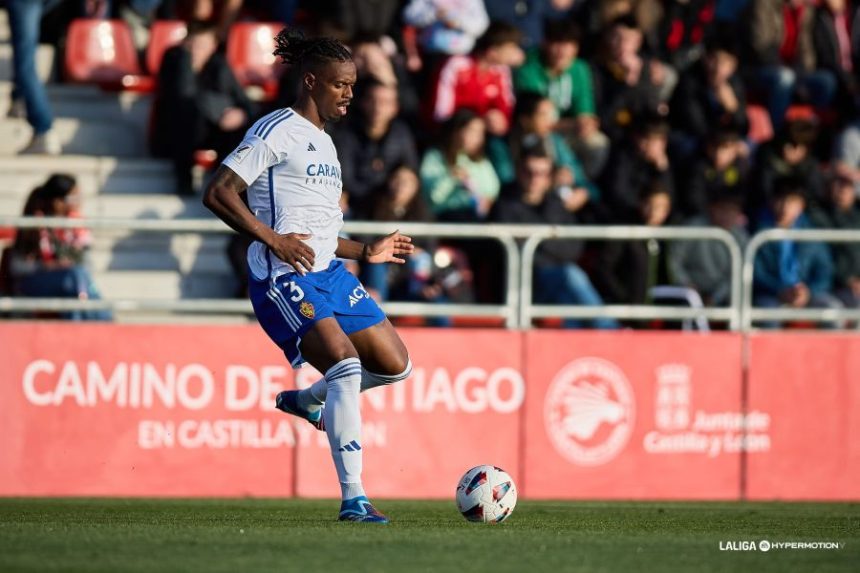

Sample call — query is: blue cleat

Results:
[275,390,325,431]
[338,496,389,524]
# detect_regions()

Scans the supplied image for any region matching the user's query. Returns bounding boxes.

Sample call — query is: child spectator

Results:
[809,173,860,309]
[680,128,750,218]
[670,36,749,152]
[491,147,618,329]
[593,183,675,309]
[749,115,825,216]
[487,92,599,206]
[670,194,749,306]
[602,118,675,219]
[592,15,675,142]
[419,110,501,221]
[514,20,610,178]
[431,21,525,136]
[752,178,843,326]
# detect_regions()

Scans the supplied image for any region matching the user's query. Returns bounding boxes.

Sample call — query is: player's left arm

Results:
[336,231,414,265]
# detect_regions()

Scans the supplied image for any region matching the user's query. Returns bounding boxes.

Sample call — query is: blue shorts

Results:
[249,260,386,367]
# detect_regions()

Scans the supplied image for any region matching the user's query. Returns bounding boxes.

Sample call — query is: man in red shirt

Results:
[431,22,525,136]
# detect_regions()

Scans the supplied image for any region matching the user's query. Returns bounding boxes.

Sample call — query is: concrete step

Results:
[94,270,237,300]
[88,233,231,273]
[0,43,55,83]
[0,81,152,130]
[0,156,177,216]
[83,193,211,219]
[89,248,230,274]
[0,116,146,156]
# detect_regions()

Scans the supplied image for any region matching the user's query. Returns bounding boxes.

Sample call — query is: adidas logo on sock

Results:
[307,142,316,151]
[339,440,362,452]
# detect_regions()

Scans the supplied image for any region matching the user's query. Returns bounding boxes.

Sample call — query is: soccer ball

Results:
[455,465,517,523]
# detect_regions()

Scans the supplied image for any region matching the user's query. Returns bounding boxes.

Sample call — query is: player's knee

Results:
[368,356,412,385]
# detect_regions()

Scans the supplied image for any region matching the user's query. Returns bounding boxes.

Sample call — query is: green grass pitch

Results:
[1,499,857,572]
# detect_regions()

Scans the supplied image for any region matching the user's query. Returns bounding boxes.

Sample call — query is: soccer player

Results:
[203,29,415,524]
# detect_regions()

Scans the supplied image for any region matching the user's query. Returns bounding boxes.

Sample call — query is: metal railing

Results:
[518,226,743,330]
[0,217,522,328]
[8,216,834,333]
[741,228,860,330]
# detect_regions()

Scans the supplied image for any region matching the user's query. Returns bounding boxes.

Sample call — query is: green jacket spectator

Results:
[515,47,596,118]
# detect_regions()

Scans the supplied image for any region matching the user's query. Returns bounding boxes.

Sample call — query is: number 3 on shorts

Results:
[288,281,304,302]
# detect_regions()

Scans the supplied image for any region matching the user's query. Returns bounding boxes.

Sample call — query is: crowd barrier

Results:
[2,323,857,500]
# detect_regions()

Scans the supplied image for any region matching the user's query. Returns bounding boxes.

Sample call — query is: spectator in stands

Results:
[741,0,837,128]
[657,0,717,73]
[491,146,618,329]
[832,118,860,189]
[592,15,675,143]
[484,0,575,48]
[748,114,825,217]
[514,20,610,178]
[9,174,111,321]
[809,173,860,309]
[679,128,750,218]
[175,0,242,41]
[402,0,490,57]
[333,79,419,218]
[752,178,842,326]
[487,92,599,206]
[670,194,749,306]
[350,34,420,122]
[362,165,471,322]
[304,0,401,41]
[7,0,59,154]
[419,110,500,221]
[670,35,749,153]
[151,20,253,195]
[431,21,525,136]
[602,118,675,219]
[813,0,859,114]
[593,183,675,309]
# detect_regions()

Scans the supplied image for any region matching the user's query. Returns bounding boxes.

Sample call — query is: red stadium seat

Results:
[226,22,284,100]
[64,19,153,91]
[146,20,188,75]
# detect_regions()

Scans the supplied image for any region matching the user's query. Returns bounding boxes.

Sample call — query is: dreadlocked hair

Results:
[273,28,352,71]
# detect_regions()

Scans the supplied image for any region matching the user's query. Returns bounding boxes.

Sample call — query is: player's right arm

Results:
[203,162,315,274]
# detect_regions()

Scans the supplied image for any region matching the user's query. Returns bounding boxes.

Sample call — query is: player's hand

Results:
[367,230,414,264]
[270,233,315,275]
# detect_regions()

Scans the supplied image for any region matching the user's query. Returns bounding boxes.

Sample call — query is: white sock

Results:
[301,358,413,405]
[322,357,365,500]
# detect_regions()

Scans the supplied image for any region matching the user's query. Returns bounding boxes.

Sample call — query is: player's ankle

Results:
[341,482,366,500]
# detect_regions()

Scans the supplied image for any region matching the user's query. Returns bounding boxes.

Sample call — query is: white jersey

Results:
[222,107,344,281]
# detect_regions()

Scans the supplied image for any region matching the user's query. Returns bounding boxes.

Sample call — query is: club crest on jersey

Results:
[348,284,369,307]
[299,301,315,319]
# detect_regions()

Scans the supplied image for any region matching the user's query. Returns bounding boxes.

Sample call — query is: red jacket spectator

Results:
[430,22,525,135]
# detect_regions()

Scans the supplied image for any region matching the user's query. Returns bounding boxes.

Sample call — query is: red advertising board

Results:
[294,328,524,499]
[0,323,297,497]
[2,323,857,500]
[746,333,860,500]
[0,324,523,499]
[522,331,746,499]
